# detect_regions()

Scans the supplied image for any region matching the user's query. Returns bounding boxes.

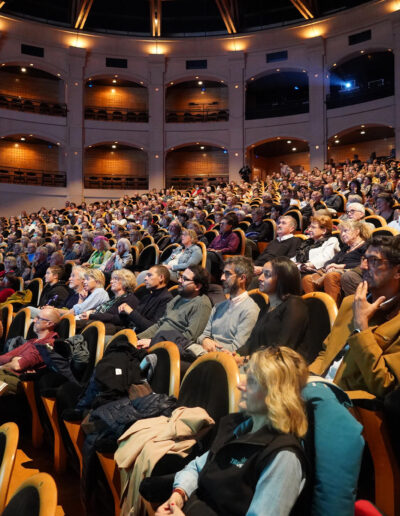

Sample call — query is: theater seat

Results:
[0,422,19,513]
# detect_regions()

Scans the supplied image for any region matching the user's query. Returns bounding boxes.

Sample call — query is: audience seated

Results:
[192,256,259,356]
[302,220,371,306]
[309,234,400,397]
[0,307,60,395]
[119,265,173,333]
[0,154,399,515]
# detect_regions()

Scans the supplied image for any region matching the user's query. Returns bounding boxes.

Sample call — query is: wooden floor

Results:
[8,435,84,516]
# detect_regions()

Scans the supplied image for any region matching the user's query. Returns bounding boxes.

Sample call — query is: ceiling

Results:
[0,0,372,37]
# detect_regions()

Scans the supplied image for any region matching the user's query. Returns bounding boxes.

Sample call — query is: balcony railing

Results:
[246,99,309,120]
[84,106,148,122]
[0,93,67,117]
[84,175,148,189]
[166,108,229,123]
[0,166,67,187]
[167,175,229,189]
[326,83,394,109]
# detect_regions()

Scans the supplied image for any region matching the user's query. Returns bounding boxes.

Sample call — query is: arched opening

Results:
[165,80,228,122]
[84,142,148,189]
[247,138,309,179]
[327,51,394,109]
[84,77,148,122]
[327,125,395,164]
[0,135,65,186]
[245,71,309,120]
[0,65,66,116]
[166,144,228,188]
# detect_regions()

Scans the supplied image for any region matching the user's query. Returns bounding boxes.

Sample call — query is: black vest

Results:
[184,413,307,516]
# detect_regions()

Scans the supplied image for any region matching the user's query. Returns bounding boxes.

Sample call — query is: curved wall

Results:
[0,0,399,214]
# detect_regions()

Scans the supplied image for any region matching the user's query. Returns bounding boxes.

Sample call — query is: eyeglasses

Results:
[35,315,52,323]
[361,255,390,268]
[179,274,195,283]
[346,209,362,214]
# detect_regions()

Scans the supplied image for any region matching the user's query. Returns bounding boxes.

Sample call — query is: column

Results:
[65,46,86,204]
[228,52,245,183]
[393,13,400,160]
[148,55,165,191]
[306,36,327,169]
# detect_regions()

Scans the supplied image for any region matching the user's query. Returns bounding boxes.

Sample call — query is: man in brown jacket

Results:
[309,235,400,398]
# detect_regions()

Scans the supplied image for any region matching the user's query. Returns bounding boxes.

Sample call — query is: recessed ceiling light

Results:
[360,131,365,135]
[292,147,297,151]
[21,67,26,72]
[112,144,116,149]
[112,79,117,83]
[20,137,25,141]
[198,81,203,85]
[335,139,340,144]
[287,140,292,144]
[30,63,33,67]
[200,146,205,150]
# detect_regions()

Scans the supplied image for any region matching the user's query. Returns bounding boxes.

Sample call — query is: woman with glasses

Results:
[76,269,138,333]
[155,346,308,516]
[302,220,371,306]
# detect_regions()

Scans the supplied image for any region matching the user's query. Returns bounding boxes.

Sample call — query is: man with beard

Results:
[310,235,400,397]
[135,265,212,349]
[194,256,259,355]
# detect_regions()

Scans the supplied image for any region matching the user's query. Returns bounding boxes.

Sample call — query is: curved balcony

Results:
[84,106,148,122]
[166,106,229,123]
[246,99,309,120]
[84,174,148,189]
[326,82,394,110]
[0,166,66,187]
[0,93,67,117]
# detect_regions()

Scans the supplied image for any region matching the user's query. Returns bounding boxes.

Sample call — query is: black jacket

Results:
[39,281,71,307]
[89,292,138,325]
[255,236,301,266]
[121,287,172,333]
[186,413,307,516]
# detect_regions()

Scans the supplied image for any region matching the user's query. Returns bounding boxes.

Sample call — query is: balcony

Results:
[84,175,148,189]
[166,107,229,123]
[246,99,309,120]
[0,166,67,186]
[326,82,394,109]
[84,106,148,122]
[167,175,228,189]
[0,93,67,117]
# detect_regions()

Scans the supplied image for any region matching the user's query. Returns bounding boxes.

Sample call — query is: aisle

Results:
[8,436,84,516]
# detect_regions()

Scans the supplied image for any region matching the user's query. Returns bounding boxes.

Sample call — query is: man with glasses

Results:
[192,256,259,356]
[310,235,400,397]
[135,265,212,352]
[0,306,60,395]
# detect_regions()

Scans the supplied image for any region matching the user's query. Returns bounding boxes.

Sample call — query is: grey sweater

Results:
[197,295,260,352]
[138,294,212,343]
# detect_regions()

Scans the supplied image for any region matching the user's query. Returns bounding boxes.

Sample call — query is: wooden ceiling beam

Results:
[150,0,162,37]
[74,0,94,30]
[290,0,315,20]
[215,0,237,34]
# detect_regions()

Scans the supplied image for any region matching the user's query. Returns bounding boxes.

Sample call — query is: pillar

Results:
[65,46,86,204]
[228,52,245,183]
[148,55,165,190]
[393,13,400,160]
[306,36,327,169]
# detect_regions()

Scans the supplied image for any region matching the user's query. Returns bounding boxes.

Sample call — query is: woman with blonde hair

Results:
[67,268,109,317]
[155,346,309,516]
[302,219,371,306]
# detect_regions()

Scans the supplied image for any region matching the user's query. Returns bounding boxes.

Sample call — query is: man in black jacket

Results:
[118,265,173,333]
[254,216,301,274]
[29,265,71,317]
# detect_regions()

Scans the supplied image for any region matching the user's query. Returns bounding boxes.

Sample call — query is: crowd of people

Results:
[0,154,399,515]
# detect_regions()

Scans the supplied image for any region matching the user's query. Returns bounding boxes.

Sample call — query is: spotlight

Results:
[292,148,297,151]
[198,81,203,85]
[21,67,26,73]
[294,86,299,90]
[223,150,228,154]
[287,140,292,144]
[112,144,116,149]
